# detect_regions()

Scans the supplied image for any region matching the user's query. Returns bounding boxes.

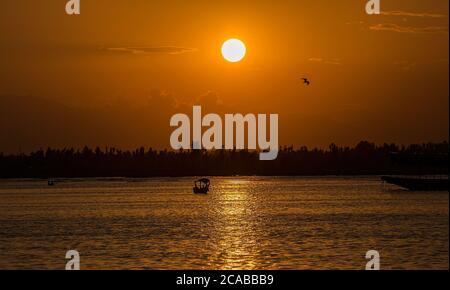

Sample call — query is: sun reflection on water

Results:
[205,178,262,269]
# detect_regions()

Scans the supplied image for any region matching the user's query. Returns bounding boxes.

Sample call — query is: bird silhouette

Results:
[300,78,310,85]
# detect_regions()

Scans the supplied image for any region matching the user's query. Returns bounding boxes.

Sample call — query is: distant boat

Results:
[381,152,448,191]
[382,176,448,191]
[193,178,210,194]
[48,180,55,186]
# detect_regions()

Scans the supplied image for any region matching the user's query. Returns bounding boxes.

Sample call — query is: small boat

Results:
[48,180,55,186]
[193,178,210,194]
[381,152,448,191]
[381,176,448,191]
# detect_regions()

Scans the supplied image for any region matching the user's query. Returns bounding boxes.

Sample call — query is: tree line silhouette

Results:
[0,141,448,178]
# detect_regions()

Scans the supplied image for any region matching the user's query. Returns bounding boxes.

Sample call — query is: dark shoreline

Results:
[1,141,448,179]
[0,173,448,180]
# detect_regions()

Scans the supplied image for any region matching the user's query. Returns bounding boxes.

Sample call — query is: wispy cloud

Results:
[380,11,447,18]
[345,21,364,25]
[393,60,417,71]
[433,58,449,63]
[308,57,341,65]
[369,23,448,34]
[105,46,198,55]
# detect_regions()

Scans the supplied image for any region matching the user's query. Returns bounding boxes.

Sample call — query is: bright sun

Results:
[222,39,246,63]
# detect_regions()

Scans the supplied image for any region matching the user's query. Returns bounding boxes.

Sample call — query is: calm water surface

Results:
[0,176,448,269]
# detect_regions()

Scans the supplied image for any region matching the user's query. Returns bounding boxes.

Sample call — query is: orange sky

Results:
[0,0,448,153]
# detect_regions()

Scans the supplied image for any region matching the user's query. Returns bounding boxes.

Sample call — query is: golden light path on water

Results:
[206,179,260,269]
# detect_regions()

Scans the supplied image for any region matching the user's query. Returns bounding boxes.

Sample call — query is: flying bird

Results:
[300,78,311,86]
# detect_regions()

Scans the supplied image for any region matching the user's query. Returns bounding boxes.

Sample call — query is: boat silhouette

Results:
[193,178,210,194]
[382,152,448,191]
[382,175,448,191]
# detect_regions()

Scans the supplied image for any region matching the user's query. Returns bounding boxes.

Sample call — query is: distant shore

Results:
[1,174,449,180]
[1,141,447,178]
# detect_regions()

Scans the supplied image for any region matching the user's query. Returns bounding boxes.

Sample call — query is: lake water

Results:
[0,176,448,270]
